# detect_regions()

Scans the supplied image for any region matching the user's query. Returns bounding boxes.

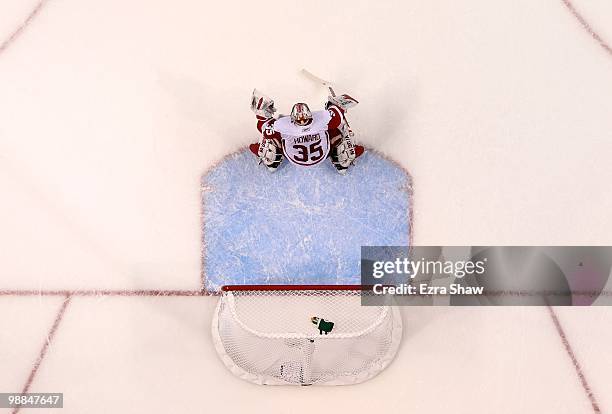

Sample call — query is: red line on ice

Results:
[12,295,71,414]
[546,305,601,414]
[0,289,207,297]
[0,288,609,297]
[561,0,612,58]
[0,0,49,56]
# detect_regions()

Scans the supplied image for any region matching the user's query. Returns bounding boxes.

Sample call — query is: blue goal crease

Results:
[201,149,412,292]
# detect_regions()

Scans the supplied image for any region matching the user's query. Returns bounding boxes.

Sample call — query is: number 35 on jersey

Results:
[282,132,330,166]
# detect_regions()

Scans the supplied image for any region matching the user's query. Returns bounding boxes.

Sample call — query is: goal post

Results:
[212,284,402,385]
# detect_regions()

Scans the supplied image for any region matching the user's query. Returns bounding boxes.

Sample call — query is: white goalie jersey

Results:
[251,89,361,172]
[273,110,332,166]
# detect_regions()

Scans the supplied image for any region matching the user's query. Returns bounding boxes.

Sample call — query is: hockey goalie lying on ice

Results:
[249,89,365,174]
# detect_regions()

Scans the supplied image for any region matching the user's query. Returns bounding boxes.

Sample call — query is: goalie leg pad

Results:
[331,136,355,167]
[257,139,284,172]
[330,134,364,174]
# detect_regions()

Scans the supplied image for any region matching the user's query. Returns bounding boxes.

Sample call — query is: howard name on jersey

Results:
[257,106,344,166]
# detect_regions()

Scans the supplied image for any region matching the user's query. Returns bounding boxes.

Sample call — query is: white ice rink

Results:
[1,0,611,412]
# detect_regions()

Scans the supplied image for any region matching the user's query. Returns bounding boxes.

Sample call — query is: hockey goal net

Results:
[211,285,402,385]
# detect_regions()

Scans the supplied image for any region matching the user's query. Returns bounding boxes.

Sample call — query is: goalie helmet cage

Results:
[211,284,403,386]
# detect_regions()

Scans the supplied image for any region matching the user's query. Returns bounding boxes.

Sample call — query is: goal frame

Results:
[211,284,403,385]
[221,284,372,292]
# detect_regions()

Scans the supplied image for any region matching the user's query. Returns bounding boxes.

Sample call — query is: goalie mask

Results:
[290,103,312,126]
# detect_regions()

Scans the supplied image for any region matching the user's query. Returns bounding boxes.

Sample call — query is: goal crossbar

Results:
[221,284,372,292]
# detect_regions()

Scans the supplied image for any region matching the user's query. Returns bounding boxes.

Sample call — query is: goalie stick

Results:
[300,68,355,137]
[300,68,338,97]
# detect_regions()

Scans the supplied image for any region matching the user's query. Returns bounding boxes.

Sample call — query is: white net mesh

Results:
[212,286,402,385]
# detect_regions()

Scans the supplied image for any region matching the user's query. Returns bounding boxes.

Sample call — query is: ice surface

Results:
[202,150,411,291]
[29,302,597,414]
[1,0,612,411]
